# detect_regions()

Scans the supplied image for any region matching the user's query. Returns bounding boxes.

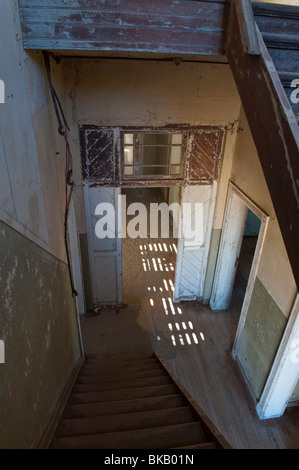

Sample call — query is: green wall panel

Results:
[237,277,287,400]
[0,222,81,448]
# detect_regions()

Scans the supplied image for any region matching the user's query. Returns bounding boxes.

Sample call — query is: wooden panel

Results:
[80,125,224,187]
[17,0,229,56]
[226,0,299,291]
[237,277,287,400]
[189,128,224,182]
[80,127,115,184]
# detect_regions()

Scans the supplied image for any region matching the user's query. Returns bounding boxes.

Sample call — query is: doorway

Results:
[210,182,269,354]
[231,209,261,312]
[121,186,180,311]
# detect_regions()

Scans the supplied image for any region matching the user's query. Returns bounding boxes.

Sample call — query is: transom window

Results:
[123,132,184,178]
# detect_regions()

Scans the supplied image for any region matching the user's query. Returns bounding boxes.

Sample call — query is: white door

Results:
[84,185,123,307]
[174,183,216,302]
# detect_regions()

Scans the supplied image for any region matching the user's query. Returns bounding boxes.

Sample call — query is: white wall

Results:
[0,1,68,262]
[0,1,49,251]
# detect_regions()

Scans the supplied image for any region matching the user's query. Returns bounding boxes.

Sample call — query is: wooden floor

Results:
[80,188,299,449]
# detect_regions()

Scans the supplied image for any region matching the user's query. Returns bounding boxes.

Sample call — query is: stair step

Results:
[73,375,171,393]
[64,394,186,419]
[69,384,178,405]
[84,356,158,368]
[56,406,195,437]
[81,359,162,373]
[173,442,217,449]
[80,363,163,375]
[77,368,167,382]
[52,422,208,449]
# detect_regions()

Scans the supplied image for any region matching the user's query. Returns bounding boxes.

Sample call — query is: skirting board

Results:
[37,356,85,449]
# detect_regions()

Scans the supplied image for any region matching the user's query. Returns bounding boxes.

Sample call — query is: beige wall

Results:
[63,58,241,233]
[231,107,297,317]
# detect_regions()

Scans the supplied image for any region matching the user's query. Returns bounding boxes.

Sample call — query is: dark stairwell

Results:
[49,353,230,449]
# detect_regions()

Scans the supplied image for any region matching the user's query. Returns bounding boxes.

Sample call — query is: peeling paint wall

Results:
[0,222,80,448]
[62,57,241,309]
[0,1,81,447]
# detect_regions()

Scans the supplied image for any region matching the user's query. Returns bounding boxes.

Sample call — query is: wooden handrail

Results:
[226,0,299,291]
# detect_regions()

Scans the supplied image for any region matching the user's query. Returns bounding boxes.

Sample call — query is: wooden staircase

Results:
[49,353,231,449]
[252,1,299,126]
[226,0,299,292]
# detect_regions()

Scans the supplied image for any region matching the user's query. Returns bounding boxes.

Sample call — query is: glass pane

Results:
[170,165,181,175]
[135,166,169,176]
[124,146,133,164]
[138,146,169,166]
[124,166,133,175]
[172,134,183,145]
[170,146,181,164]
[135,133,170,145]
[124,133,133,145]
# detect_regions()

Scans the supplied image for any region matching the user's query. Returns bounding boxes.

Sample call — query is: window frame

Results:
[121,129,187,182]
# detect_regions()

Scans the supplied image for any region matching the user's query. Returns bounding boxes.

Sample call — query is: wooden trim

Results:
[37,356,85,449]
[256,294,299,419]
[234,0,260,55]
[17,0,229,57]
[252,1,299,20]
[153,351,232,449]
[225,0,299,291]
[228,183,270,357]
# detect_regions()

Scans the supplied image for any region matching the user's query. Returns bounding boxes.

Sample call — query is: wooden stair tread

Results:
[77,368,167,382]
[63,394,186,419]
[73,375,171,393]
[173,441,217,449]
[84,356,158,368]
[56,406,195,437]
[69,384,178,405]
[51,422,207,449]
[81,360,162,373]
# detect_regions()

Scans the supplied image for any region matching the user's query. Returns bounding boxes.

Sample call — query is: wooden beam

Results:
[226,0,299,290]
[17,0,229,56]
[234,0,260,55]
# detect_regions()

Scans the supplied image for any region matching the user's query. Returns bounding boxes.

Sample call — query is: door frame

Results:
[210,182,269,357]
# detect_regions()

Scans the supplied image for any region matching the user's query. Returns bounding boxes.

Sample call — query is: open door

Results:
[84,185,123,308]
[174,183,216,302]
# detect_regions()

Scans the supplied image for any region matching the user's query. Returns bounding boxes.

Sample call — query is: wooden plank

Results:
[17,0,229,55]
[19,0,228,12]
[252,1,299,19]
[154,351,232,449]
[226,0,299,290]
[189,129,224,181]
[20,6,226,31]
[234,0,260,55]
